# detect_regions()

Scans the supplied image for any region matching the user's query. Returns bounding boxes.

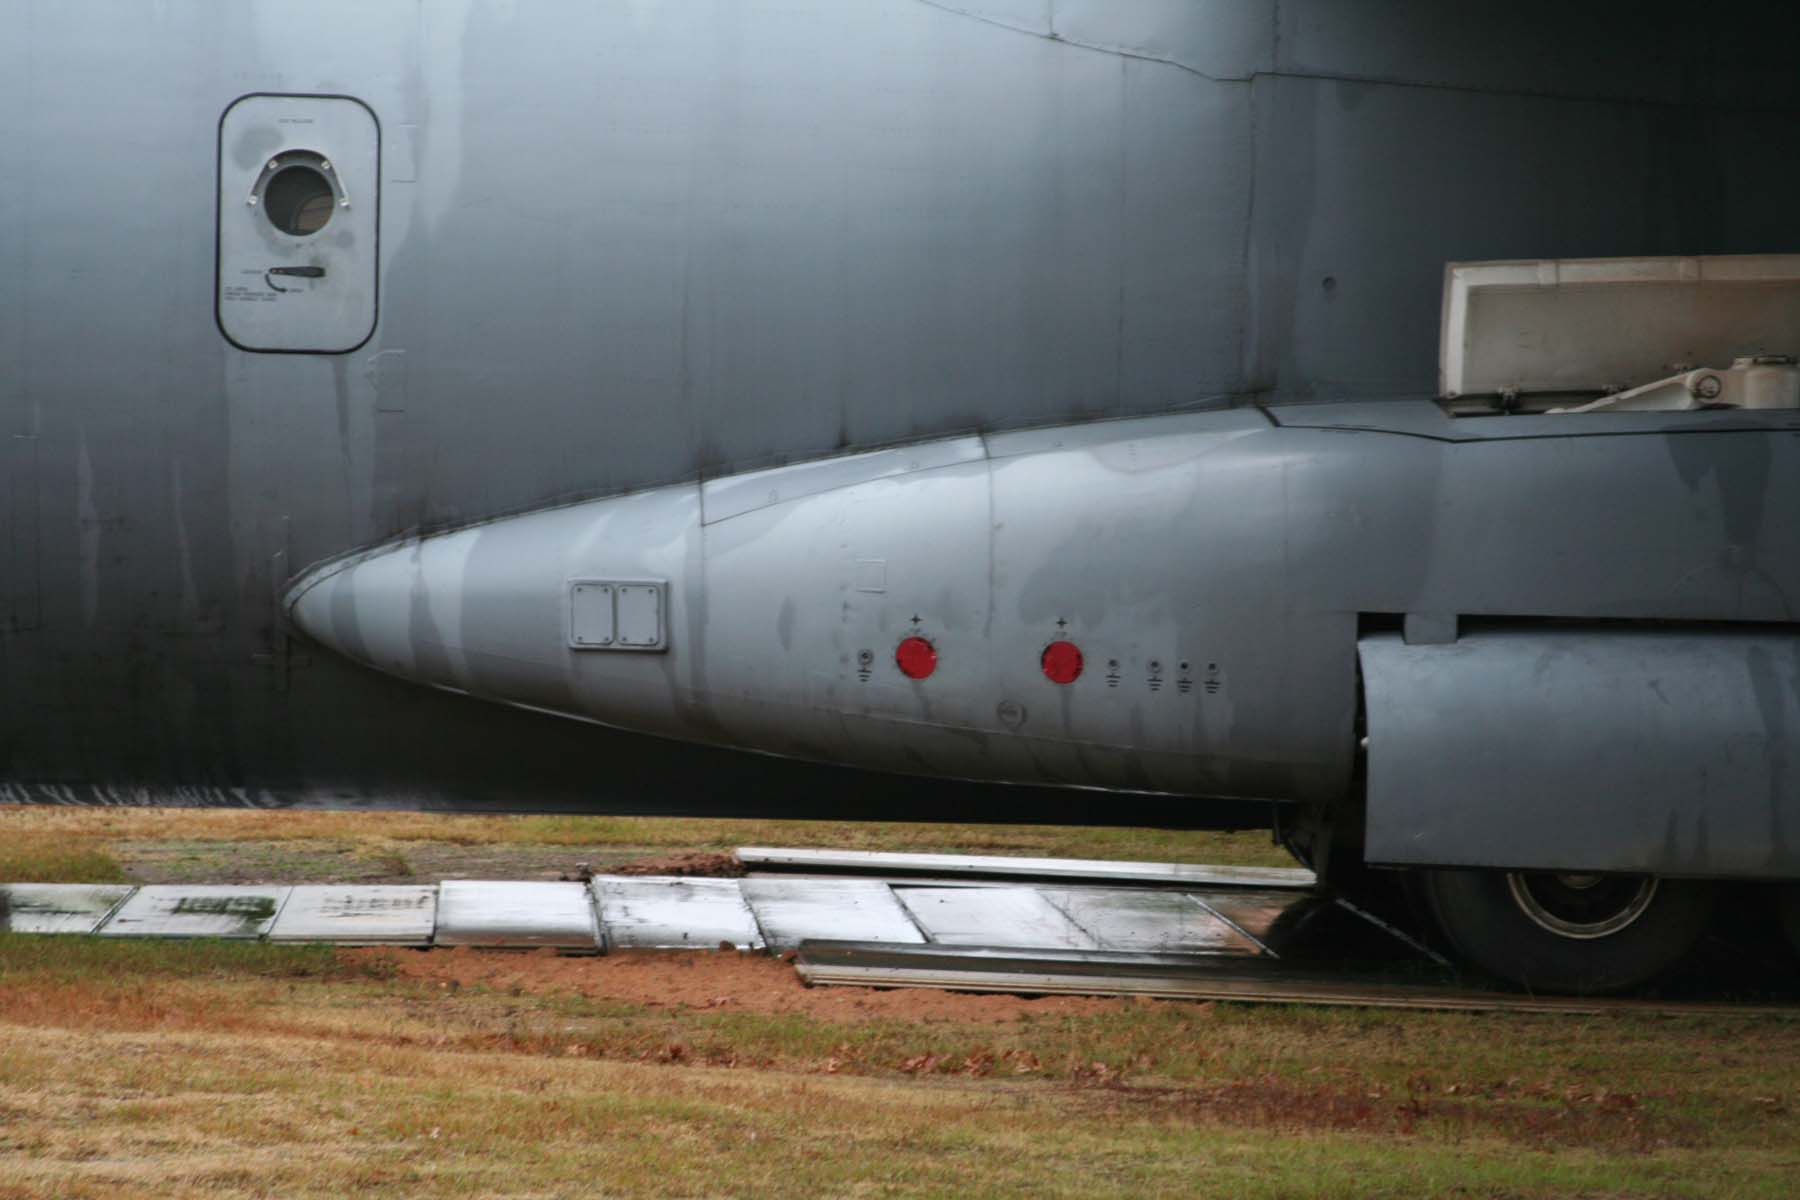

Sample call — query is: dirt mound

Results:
[604,851,744,877]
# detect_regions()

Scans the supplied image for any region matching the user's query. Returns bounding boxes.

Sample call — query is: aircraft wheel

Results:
[1420,869,1713,995]
[1778,885,1800,959]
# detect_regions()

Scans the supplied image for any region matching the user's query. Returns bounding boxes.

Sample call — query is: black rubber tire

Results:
[1419,869,1714,995]
[1778,885,1800,960]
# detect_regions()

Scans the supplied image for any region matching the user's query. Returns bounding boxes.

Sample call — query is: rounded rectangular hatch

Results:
[216,94,379,353]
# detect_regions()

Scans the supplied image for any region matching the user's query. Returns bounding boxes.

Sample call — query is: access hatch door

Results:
[216,94,379,353]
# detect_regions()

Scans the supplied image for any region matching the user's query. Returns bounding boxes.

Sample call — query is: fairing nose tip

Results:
[277,544,437,683]
[280,561,349,656]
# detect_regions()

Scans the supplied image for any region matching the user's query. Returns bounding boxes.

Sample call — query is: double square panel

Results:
[568,581,667,651]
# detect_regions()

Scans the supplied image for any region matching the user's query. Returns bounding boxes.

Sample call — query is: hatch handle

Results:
[265,265,327,293]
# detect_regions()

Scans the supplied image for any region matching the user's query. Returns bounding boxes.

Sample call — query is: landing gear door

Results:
[216,94,379,354]
[1359,628,1800,876]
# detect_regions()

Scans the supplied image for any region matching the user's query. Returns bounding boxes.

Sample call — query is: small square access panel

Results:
[569,583,615,647]
[615,584,663,648]
[568,580,667,651]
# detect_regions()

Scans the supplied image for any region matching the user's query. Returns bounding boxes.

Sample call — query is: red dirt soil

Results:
[604,851,745,877]
[347,945,1139,1024]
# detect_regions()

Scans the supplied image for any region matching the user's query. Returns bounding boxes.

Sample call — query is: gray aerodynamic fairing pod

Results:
[286,401,1800,882]
[286,410,1347,805]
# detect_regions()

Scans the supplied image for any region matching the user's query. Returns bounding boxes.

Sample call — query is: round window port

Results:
[261,160,337,236]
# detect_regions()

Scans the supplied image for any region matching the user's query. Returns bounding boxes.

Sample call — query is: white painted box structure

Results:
[1440,254,1800,400]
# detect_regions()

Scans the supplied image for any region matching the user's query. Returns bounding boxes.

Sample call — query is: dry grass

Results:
[0,806,1292,862]
[1,984,1797,1198]
[2,809,1798,1196]
[0,805,1296,887]
[1,936,1798,1196]
[0,837,128,885]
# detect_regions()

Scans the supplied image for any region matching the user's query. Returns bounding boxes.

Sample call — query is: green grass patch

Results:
[7,808,1798,1196]
[0,808,1299,884]
[443,816,1296,865]
[0,945,1797,1196]
[0,840,127,884]
[4,972,1800,1197]
[423,978,1797,1096]
[0,932,365,982]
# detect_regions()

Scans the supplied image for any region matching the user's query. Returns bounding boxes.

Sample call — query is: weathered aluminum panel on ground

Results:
[1360,630,1800,876]
[1191,890,1318,950]
[433,881,599,950]
[1039,888,1261,956]
[895,886,1097,950]
[267,885,438,945]
[739,879,925,951]
[791,943,1773,1015]
[737,848,1315,889]
[594,877,763,951]
[98,886,291,939]
[0,884,133,934]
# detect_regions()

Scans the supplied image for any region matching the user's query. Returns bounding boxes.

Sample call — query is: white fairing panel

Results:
[1440,254,1800,399]
[217,94,379,353]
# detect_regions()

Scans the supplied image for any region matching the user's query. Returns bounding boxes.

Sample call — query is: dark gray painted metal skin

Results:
[285,402,1800,877]
[1361,631,1800,878]
[4,2,1800,846]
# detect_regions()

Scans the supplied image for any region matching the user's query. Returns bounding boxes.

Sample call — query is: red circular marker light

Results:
[1041,640,1083,684]
[896,636,938,680]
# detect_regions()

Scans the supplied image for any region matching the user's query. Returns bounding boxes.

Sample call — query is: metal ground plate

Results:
[268,885,439,945]
[738,847,1316,889]
[594,876,764,951]
[740,878,926,950]
[1039,888,1264,955]
[896,885,1096,950]
[0,884,134,934]
[99,885,291,939]
[433,881,600,950]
